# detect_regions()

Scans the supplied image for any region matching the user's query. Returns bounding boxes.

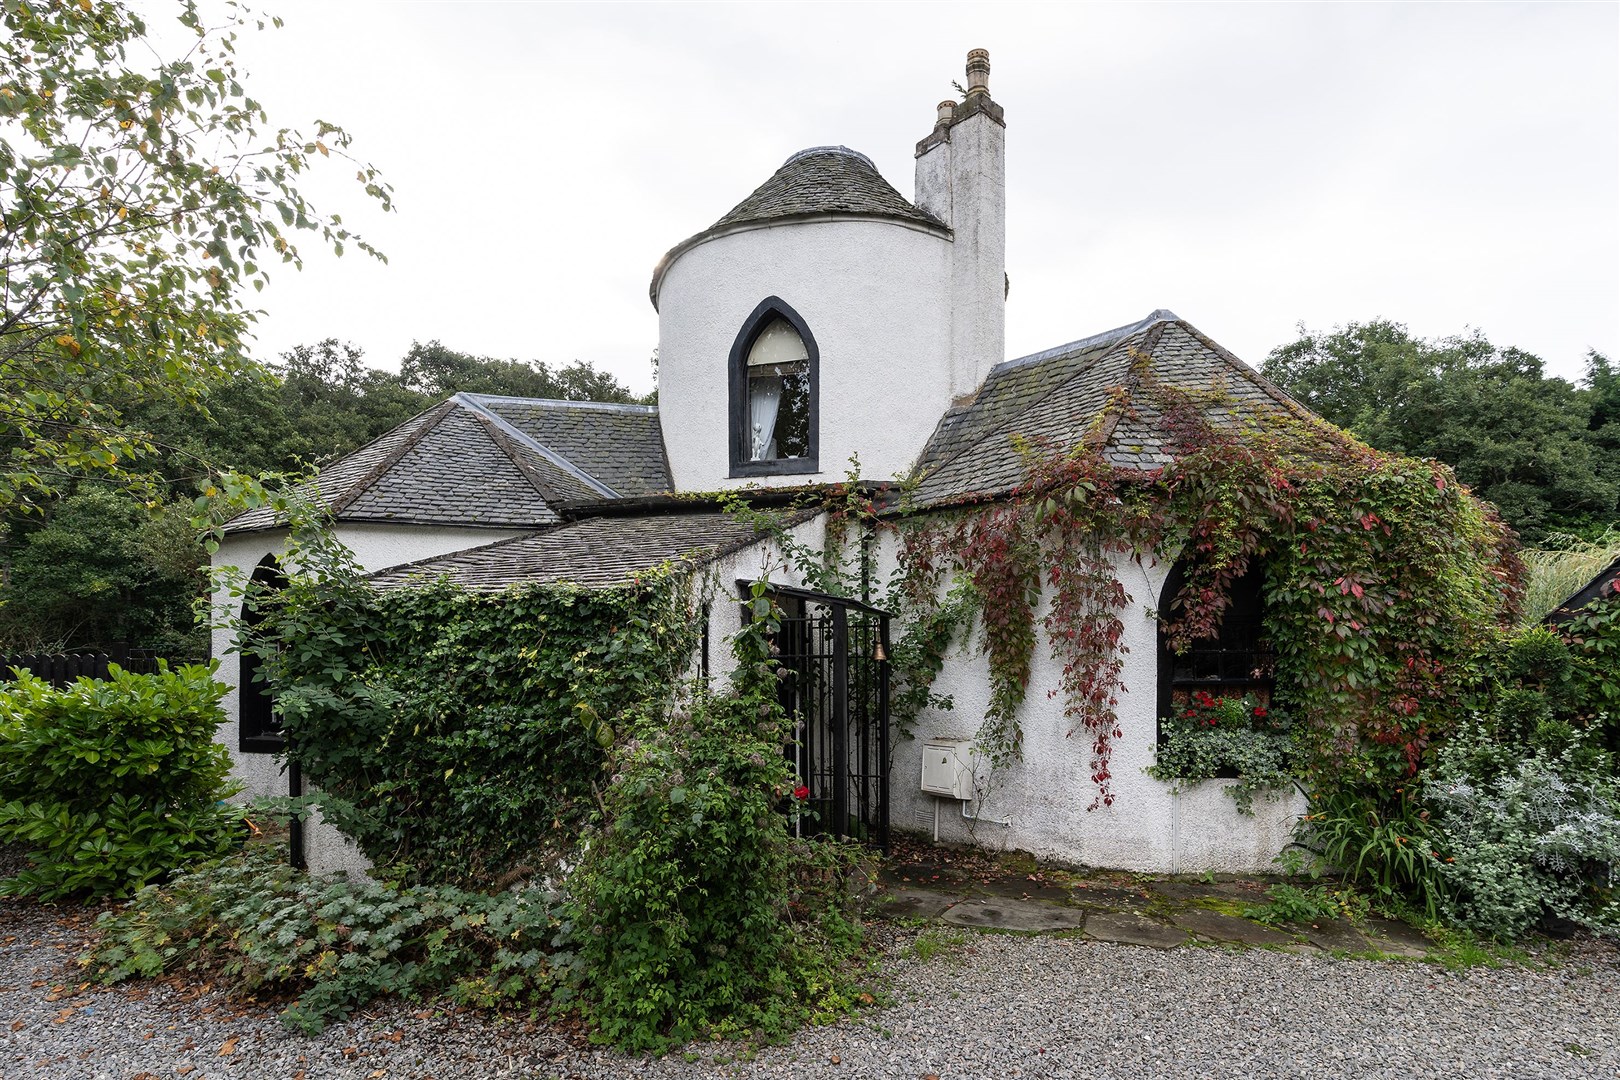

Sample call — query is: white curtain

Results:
[749,375,782,460]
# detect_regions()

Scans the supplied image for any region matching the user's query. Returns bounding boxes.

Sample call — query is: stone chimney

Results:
[915,49,1006,399]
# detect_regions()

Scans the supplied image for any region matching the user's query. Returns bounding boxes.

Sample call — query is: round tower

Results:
[651,145,958,491]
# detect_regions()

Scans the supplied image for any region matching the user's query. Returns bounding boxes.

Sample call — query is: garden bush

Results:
[239,522,697,887]
[0,663,243,900]
[1426,719,1619,940]
[568,584,865,1051]
[85,843,567,1032]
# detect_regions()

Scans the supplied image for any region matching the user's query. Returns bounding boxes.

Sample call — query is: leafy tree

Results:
[0,0,389,515]
[400,340,643,404]
[1264,322,1618,541]
[0,489,202,652]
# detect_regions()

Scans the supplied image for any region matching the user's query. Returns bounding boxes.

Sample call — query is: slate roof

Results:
[651,146,947,308]
[222,394,671,535]
[367,511,801,592]
[224,399,570,533]
[910,310,1326,508]
[1546,555,1620,625]
[710,147,944,233]
[467,395,670,497]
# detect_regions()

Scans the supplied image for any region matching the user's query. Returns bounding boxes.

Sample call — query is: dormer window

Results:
[730,297,818,476]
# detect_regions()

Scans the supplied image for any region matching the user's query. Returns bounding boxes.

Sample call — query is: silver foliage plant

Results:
[1427,722,1620,940]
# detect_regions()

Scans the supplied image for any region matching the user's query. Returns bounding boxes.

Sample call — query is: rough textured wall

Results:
[876,534,1303,873]
[657,219,953,491]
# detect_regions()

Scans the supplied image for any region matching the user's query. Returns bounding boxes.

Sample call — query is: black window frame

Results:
[1155,558,1275,725]
[729,296,819,478]
[238,555,287,754]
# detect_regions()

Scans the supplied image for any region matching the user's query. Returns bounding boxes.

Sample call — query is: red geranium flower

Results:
[1253,706,1268,718]
[793,785,810,800]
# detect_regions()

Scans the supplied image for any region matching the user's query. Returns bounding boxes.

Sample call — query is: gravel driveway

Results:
[3,899,1616,1080]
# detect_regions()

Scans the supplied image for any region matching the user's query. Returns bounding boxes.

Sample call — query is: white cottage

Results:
[215,50,1306,875]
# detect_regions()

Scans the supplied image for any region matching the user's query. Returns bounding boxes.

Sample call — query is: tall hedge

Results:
[0,663,242,900]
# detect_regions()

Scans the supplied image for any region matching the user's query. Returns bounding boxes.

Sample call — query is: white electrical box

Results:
[920,738,975,799]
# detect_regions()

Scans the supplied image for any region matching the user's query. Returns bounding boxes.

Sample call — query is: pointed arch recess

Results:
[238,554,287,754]
[729,296,819,477]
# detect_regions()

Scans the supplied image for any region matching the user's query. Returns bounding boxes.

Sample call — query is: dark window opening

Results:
[238,555,287,754]
[1156,559,1274,724]
[729,297,819,477]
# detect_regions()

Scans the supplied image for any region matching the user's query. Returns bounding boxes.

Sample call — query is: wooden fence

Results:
[0,646,187,687]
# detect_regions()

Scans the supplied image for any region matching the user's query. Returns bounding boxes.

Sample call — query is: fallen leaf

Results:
[218,1035,238,1057]
[9,1020,23,1031]
[52,1008,73,1025]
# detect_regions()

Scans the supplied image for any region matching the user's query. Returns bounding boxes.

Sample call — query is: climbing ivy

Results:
[897,368,1520,805]
[230,508,699,887]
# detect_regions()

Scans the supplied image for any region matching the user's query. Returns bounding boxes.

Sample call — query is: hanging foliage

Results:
[898,367,1521,806]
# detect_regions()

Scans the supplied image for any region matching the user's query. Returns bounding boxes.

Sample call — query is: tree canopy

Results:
[1,338,641,652]
[1264,321,1619,542]
[1,0,389,514]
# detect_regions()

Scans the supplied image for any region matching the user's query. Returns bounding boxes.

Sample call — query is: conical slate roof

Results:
[650,146,946,308]
[710,146,944,232]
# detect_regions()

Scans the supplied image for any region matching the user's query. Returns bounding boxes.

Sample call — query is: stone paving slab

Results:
[872,888,965,920]
[1365,916,1433,959]
[1299,918,1376,953]
[1151,878,1271,903]
[1067,883,1154,909]
[1083,911,1189,949]
[968,878,1072,902]
[1170,908,1302,948]
[940,897,1088,932]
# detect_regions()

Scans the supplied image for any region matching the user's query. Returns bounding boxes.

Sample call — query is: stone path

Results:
[869,853,1438,958]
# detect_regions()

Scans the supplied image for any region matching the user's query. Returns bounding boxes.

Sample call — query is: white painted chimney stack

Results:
[915,49,1007,400]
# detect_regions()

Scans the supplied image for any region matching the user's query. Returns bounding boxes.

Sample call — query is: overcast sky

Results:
[193,1,1617,393]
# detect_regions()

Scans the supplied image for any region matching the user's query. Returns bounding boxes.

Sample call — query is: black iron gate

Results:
[753,582,891,851]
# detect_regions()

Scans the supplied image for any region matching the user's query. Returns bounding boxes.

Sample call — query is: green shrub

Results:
[1559,592,1620,753]
[1426,719,1619,940]
[567,585,865,1051]
[1147,691,1299,813]
[0,663,243,900]
[84,844,567,1032]
[1293,785,1450,921]
[252,564,697,886]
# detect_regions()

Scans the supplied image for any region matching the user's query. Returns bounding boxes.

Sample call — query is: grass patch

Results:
[909,927,968,963]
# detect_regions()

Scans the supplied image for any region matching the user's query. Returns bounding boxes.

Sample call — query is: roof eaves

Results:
[451,392,619,498]
[365,527,550,585]
[649,211,953,312]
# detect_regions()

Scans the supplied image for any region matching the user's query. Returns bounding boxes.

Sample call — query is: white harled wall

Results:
[656,219,954,492]
[871,532,1304,873]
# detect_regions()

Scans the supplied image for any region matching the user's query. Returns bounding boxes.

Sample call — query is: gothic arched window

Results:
[730,297,818,476]
[238,554,287,754]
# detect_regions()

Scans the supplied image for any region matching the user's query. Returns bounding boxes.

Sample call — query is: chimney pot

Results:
[936,99,955,127]
[965,48,990,95]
